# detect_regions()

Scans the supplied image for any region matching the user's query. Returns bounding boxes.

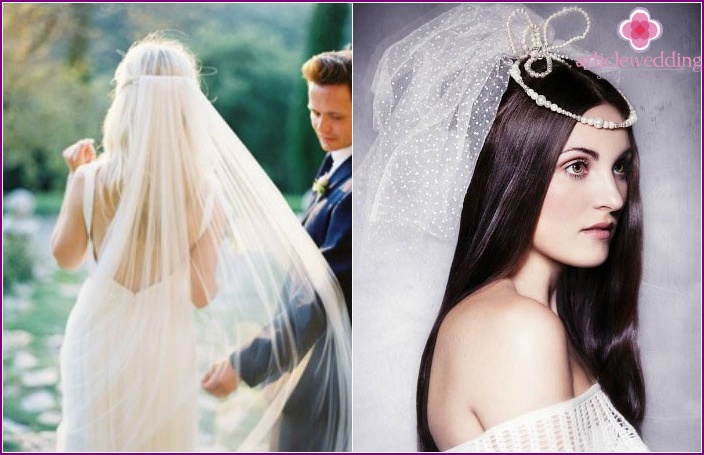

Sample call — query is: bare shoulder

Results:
[436,281,568,358]
[432,280,573,430]
[63,165,96,219]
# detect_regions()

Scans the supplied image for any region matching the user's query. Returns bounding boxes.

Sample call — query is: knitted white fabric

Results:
[445,384,648,452]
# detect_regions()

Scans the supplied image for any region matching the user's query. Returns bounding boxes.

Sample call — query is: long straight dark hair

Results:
[416,59,646,451]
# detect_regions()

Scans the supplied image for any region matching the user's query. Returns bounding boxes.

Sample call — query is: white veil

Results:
[56,35,350,451]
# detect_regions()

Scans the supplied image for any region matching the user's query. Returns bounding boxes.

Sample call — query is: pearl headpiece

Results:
[507,7,637,129]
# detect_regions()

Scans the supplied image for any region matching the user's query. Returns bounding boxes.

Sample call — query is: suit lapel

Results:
[301,156,351,224]
[326,156,352,191]
[302,155,333,222]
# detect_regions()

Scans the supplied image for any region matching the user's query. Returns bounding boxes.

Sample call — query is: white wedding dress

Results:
[56,162,199,451]
[446,384,648,452]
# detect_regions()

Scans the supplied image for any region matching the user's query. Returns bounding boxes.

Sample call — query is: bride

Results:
[356,4,647,452]
[50,33,350,451]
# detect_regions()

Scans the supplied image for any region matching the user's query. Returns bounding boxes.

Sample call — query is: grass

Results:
[3,268,84,434]
[4,271,79,341]
[3,440,21,451]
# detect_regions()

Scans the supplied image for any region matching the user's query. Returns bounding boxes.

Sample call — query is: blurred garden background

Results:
[2,3,351,450]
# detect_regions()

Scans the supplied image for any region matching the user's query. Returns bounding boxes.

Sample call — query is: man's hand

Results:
[201,358,240,398]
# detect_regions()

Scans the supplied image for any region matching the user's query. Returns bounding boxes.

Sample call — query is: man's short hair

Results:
[301,49,352,91]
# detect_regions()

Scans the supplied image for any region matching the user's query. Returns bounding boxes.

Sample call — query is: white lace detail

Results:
[446,385,648,452]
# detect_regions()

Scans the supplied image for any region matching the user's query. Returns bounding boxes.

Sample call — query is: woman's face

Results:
[533,104,632,268]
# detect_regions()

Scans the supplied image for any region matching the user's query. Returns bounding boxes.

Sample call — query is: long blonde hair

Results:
[101,33,201,201]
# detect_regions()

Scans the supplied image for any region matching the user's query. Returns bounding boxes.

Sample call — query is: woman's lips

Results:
[581,222,614,240]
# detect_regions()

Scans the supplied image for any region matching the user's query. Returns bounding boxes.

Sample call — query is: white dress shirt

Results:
[328,146,352,177]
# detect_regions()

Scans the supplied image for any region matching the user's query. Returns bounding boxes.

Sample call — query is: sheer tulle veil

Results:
[56,34,351,451]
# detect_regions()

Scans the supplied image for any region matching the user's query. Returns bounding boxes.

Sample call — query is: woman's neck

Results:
[509,249,563,311]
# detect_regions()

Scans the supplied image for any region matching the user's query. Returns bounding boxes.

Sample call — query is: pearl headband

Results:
[507,7,637,129]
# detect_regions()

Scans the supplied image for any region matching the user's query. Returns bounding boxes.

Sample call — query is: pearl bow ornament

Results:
[506,7,637,129]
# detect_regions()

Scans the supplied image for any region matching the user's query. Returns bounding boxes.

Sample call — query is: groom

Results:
[202,49,352,451]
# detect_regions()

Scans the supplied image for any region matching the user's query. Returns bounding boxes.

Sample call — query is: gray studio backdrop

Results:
[352,3,702,452]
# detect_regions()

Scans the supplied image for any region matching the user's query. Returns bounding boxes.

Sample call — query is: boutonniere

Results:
[312,172,331,198]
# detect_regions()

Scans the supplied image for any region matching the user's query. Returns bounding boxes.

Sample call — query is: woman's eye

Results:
[566,161,587,176]
[613,161,627,175]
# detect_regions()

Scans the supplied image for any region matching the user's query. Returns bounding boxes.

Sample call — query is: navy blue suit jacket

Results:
[301,155,352,311]
[232,155,351,435]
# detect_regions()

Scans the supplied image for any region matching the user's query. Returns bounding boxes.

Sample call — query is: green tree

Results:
[3,4,107,192]
[197,29,300,189]
[66,4,93,82]
[286,4,352,193]
[2,3,315,194]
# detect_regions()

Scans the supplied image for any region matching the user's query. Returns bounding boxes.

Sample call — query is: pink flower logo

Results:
[618,7,662,53]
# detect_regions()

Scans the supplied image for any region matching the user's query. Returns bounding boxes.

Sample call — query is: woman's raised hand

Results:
[62,138,96,173]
